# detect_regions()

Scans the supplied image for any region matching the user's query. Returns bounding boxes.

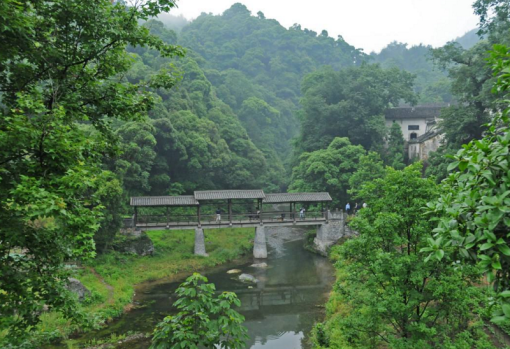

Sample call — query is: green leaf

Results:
[498,244,510,256]
[500,291,510,298]
[487,271,496,283]
[460,248,470,259]
[435,249,444,261]
[447,161,460,172]
[492,260,502,270]
[502,304,510,317]
[491,315,508,324]
[480,243,494,251]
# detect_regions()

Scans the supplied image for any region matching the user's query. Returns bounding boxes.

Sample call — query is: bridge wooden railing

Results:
[135,210,327,227]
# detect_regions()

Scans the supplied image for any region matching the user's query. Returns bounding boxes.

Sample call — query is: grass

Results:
[30,227,255,347]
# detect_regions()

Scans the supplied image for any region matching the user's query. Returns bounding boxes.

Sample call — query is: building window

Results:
[408,125,420,130]
[410,132,418,140]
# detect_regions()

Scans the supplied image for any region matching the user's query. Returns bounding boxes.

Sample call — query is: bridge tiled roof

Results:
[263,192,332,203]
[194,190,265,200]
[131,190,332,207]
[131,196,199,207]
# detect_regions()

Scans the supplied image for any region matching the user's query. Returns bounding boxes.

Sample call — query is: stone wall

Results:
[313,211,356,254]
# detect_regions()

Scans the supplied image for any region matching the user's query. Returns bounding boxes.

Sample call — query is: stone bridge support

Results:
[253,225,267,259]
[194,227,208,256]
[314,210,355,254]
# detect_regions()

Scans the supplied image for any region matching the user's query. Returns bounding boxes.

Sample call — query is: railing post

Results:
[197,205,201,227]
[259,199,263,225]
[134,207,138,227]
[166,206,169,228]
[228,199,232,226]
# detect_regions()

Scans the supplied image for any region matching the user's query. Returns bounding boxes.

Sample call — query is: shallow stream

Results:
[65,227,335,348]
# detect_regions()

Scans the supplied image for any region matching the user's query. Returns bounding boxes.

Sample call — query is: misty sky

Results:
[171,0,479,53]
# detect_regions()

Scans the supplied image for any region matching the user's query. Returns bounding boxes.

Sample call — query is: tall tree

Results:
[431,41,498,145]
[423,45,510,324]
[289,137,365,207]
[372,42,452,104]
[296,64,417,154]
[0,0,183,343]
[324,164,488,348]
[385,122,406,169]
[426,0,510,180]
[348,151,385,200]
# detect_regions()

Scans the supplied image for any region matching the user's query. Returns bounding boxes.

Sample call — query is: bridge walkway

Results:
[136,217,327,230]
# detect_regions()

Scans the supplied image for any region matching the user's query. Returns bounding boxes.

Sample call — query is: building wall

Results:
[385,118,429,141]
[408,133,444,161]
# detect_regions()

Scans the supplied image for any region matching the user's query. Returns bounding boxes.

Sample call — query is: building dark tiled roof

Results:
[130,196,199,207]
[194,190,266,200]
[263,192,332,203]
[385,106,443,120]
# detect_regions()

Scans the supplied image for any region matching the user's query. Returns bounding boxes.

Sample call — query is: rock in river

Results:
[250,262,268,268]
[239,273,258,283]
[227,269,242,274]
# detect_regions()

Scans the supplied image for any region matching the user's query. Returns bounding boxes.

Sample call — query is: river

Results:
[65,227,335,348]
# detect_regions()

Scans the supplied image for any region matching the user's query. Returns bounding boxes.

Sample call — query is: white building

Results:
[385,106,444,161]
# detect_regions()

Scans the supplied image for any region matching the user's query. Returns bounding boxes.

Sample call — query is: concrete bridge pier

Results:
[194,227,208,256]
[314,210,352,254]
[253,225,267,259]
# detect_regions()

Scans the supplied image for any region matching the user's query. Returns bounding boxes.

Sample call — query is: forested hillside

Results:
[113,3,370,199]
[177,3,365,165]
[370,29,480,104]
[113,3,480,203]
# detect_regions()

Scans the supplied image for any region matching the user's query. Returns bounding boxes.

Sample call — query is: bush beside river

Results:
[31,228,254,347]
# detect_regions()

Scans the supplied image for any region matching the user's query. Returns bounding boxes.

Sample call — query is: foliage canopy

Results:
[0,0,183,342]
[150,273,248,349]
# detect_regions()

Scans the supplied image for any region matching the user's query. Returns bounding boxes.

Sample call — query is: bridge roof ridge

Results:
[263,192,332,203]
[194,189,265,200]
[130,195,199,207]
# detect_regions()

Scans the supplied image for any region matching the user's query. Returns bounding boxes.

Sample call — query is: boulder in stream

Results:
[227,269,242,274]
[250,262,268,268]
[239,273,258,283]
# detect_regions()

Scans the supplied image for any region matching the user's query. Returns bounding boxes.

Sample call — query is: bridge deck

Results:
[136,217,327,230]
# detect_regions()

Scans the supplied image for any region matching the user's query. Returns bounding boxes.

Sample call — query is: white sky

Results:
[170,0,480,53]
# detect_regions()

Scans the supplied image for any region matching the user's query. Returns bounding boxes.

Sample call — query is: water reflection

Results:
[207,228,334,348]
[63,227,335,349]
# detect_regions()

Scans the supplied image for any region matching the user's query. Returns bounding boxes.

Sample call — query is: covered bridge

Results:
[130,190,333,229]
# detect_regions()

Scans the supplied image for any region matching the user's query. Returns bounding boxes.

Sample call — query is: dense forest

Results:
[2,0,510,348]
[113,3,482,203]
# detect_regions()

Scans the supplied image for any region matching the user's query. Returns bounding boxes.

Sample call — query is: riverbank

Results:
[63,231,335,349]
[34,228,255,347]
[311,245,510,349]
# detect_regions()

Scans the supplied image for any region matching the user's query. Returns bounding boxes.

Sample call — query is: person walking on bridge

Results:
[299,207,305,220]
[345,202,351,216]
[216,208,221,222]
